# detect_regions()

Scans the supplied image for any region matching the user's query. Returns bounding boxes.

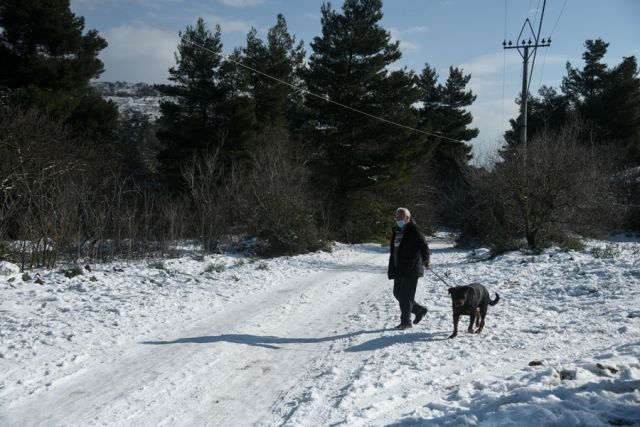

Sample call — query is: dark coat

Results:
[387,221,430,280]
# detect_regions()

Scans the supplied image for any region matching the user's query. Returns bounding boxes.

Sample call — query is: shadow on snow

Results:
[142,328,447,350]
[344,331,449,352]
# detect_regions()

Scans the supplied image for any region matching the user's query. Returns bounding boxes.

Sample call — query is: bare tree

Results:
[241,128,324,255]
[0,107,94,267]
[462,120,621,250]
[181,140,235,253]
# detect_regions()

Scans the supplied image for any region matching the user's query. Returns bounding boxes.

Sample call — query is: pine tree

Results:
[561,39,640,159]
[439,67,479,142]
[219,47,258,158]
[502,85,570,150]
[116,112,160,182]
[607,56,640,160]
[156,19,255,189]
[503,39,640,162]
[418,64,441,121]
[0,0,117,139]
[242,14,305,130]
[562,39,610,108]
[305,0,430,241]
[418,64,478,185]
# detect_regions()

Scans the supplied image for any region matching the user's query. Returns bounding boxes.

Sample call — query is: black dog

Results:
[448,283,499,339]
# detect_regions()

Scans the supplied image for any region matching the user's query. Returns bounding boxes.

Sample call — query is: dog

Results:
[447,283,499,339]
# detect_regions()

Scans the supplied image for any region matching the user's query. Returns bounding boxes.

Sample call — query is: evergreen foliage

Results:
[462,123,620,251]
[304,0,431,241]
[116,112,160,182]
[156,18,255,191]
[504,39,640,162]
[242,14,306,130]
[418,64,478,184]
[240,128,325,256]
[503,86,570,150]
[563,39,640,160]
[0,0,117,139]
[414,64,478,226]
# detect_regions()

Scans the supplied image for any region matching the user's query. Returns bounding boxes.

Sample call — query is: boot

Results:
[413,307,428,324]
[394,323,412,330]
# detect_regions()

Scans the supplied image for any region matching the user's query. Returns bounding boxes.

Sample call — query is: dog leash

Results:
[428,268,453,288]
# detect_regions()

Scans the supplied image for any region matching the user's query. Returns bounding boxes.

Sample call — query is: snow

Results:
[0,261,19,276]
[91,81,166,119]
[1,238,639,426]
[106,96,163,119]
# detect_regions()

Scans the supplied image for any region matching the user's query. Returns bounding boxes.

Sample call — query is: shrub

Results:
[590,243,621,259]
[459,121,621,250]
[181,144,236,254]
[61,265,84,278]
[0,107,95,268]
[148,260,166,270]
[558,236,585,252]
[240,129,326,256]
[205,263,226,273]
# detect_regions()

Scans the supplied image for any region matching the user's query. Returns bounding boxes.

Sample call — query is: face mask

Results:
[396,219,406,229]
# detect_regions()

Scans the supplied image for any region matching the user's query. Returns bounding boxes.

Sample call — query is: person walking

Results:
[387,207,430,330]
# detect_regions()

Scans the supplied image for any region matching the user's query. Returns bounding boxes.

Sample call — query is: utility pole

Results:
[503,1,551,248]
[503,7,551,147]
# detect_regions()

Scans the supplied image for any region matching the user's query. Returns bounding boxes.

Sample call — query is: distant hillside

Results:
[92,81,160,97]
[92,81,165,120]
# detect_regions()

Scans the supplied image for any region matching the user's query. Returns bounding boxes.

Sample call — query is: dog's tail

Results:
[489,293,500,306]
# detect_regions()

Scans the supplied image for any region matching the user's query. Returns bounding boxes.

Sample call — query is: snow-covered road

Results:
[4,250,388,426]
[1,239,639,426]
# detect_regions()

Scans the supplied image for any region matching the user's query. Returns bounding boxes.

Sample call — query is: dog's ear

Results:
[448,287,453,294]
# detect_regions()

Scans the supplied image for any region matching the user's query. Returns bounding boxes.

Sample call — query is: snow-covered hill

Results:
[1,237,639,426]
[92,81,165,119]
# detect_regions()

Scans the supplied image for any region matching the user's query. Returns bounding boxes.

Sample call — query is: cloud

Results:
[99,25,178,83]
[204,15,253,33]
[467,77,512,98]
[456,50,570,162]
[459,52,566,79]
[72,0,185,10]
[400,41,421,51]
[389,26,429,52]
[71,0,120,9]
[458,52,519,77]
[460,52,569,101]
[304,12,320,21]
[217,0,264,7]
[468,98,519,163]
[399,26,430,35]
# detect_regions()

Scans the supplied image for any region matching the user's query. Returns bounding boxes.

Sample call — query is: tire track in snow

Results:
[267,241,640,426]
[189,251,389,427]
[3,249,390,426]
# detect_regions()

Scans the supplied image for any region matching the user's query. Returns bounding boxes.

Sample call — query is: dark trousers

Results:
[393,276,425,325]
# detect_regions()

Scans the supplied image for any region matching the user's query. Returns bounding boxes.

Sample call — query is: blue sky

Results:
[70,0,640,158]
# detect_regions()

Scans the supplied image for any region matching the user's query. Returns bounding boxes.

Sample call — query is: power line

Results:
[501,0,508,137]
[183,38,465,145]
[537,48,549,89]
[537,0,568,88]
[549,0,568,38]
[503,6,551,148]
[531,0,542,31]
[526,0,548,96]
